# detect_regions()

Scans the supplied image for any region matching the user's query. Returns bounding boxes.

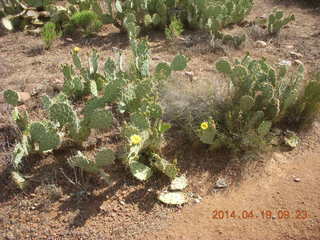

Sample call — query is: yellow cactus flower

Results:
[73,47,81,53]
[200,121,209,130]
[130,134,142,145]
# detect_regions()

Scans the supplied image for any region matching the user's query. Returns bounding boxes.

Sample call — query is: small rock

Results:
[152,56,161,60]
[293,177,301,182]
[272,152,286,163]
[293,60,303,66]
[119,200,125,206]
[290,51,303,59]
[65,38,73,42]
[279,59,292,66]
[255,40,267,48]
[18,92,31,102]
[193,198,201,204]
[184,71,194,82]
[214,178,228,189]
[272,216,276,220]
[285,45,294,49]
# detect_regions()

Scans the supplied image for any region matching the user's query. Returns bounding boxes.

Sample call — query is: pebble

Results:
[293,177,301,182]
[184,71,194,82]
[293,60,303,66]
[279,59,292,66]
[290,51,303,59]
[255,40,267,48]
[215,178,228,189]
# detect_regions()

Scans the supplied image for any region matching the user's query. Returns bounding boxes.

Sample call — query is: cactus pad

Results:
[88,110,113,129]
[240,95,255,112]
[4,89,20,106]
[30,121,61,152]
[49,102,77,127]
[95,148,115,167]
[129,161,153,181]
[171,54,187,71]
[216,59,232,74]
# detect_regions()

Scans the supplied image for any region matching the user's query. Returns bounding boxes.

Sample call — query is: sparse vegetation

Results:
[1,0,320,238]
[41,22,58,49]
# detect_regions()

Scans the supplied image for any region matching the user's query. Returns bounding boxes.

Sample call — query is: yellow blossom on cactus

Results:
[200,121,209,130]
[73,47,81,53]
[130,134,142,145]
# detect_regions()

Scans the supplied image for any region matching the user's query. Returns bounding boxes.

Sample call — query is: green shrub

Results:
[66,10,102,36]
[165,17,184,40]
[41,22,58,49]
[287,73,320,127]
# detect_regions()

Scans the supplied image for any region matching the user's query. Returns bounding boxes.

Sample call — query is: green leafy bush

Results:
[165,17,184,40]
[41,22,58,49]
[65,10,102,36]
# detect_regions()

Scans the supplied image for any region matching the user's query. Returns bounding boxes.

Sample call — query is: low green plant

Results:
[41,22,58,49]
[287,73,320,127]
[196,54,307,152]
[267,9,295,35]
[165,17,184,40]
[65,10,102,36]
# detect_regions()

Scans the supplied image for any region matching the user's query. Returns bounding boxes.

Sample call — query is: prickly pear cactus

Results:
[49,102,77,127]
[151,153,178,179]
[29,121,61,152]
[4,89,20,106]
[87,109,113,130]
[267,9,295,35]
[95,148,115,167]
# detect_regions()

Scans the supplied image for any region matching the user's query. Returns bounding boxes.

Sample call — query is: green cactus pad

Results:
[82,97,106,116]
[171,54,187,71]
[41,95,53,110]
[12,107,29,131]
[95,148,115,167]
[130,112,150,130]
[68,151,98,173]
[232,65,248,79]
[68,119,91,143]
[88,110,113,129]
[104,79,125,103]
[30,121,61,152]
[129,161,153,181]
[257,121,272,136]
[49,102,77,127]
[216,59,232,74]
[89,80,98,97]
[4,89,20,106]
[152,153,178,179]
[155,62,172,79]
[240,95,255,112]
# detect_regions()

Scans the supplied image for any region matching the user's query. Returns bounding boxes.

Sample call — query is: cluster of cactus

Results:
[198,54,305,151]
[0,0,54,32]
[102,0,253,34]
[4,31,188,185]
[267,9,295,35]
